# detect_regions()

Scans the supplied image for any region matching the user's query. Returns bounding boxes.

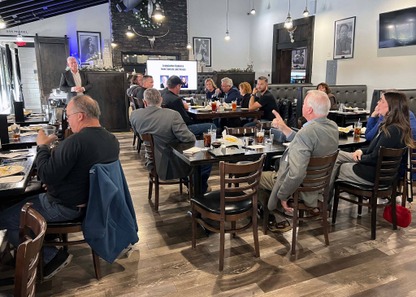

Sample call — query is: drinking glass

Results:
[203,132,211,147]
[256,129,265,144]
[231,100,237,111]
[11,124,20,141]
[354,121,362,140]
[209,128,217,142]
[211,101,217,112]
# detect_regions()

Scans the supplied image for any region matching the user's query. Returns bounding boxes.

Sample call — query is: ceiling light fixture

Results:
[303,0,310,17]
[225,0,230,41]
[152,4,165,21]
[186,0,192,50]
[247,0,255,15]
[284,0,293,30]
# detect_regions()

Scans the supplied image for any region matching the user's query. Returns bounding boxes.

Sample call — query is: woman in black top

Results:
[239,82,252,108]
[204,78,218,99]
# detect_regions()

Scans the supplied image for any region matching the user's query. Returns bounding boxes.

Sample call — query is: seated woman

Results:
[204,78,218,100]
[317,82,337,110]
[329,91,414,202]
[239,82,252,108]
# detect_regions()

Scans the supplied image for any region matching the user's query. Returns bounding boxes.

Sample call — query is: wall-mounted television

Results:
[379,7,416,48]
[146,60,197,91]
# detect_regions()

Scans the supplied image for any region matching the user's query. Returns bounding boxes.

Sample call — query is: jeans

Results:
[188,123,216,137]
[0,193,83,264]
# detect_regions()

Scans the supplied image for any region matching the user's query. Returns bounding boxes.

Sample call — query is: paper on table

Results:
[247,144,265,149]
[183,147,203,155]
[0,152,27,159]
[0,175,24,183]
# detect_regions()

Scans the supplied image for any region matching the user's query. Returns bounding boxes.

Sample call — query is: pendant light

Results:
[186,0,192,50]
[225,0,230,41]
[284,0,293,30]
[303,0,310,17]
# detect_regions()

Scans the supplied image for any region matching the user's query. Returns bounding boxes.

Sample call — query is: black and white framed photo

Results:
[292,48,307,69]
[333,17,356,59]
[77,31,102,64]
[193,37,211,67]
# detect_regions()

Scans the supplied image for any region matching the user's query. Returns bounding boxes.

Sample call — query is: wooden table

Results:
[0,147,37,199]
[1,134,37,150]
[187,107,263,121]
[170,140,285,196]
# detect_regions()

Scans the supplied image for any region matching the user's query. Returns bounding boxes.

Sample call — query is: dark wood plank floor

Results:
[2,132,416,296]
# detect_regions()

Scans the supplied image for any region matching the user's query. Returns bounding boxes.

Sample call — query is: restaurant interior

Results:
[1,0,416,296]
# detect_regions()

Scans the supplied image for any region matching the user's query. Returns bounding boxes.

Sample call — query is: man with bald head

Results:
[59,56,92,102]
[260,90,338,231]
[0,95,119,279]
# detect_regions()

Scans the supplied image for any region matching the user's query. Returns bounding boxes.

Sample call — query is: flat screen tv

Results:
[379,7,416,48]
[146,60,197,91]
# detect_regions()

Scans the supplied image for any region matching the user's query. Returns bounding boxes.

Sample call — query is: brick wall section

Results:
[109,0,188,68]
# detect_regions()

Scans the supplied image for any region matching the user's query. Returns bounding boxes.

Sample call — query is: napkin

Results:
[183,147,203,155]
[223,103,230,109]
[0,152,27,159]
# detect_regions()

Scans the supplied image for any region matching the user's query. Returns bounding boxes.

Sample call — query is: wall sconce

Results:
[224,0,230,41]
[126,25,135,38]
[152,3,165,21]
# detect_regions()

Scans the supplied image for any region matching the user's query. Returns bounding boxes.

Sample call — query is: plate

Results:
[240,108,249,111]
[196,108,212,112]
[223,135,244,146]
[0,165,24,178]
[20,125,45,131]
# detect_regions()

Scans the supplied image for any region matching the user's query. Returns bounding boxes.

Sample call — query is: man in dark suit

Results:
[130,88,211,193]
[59,56,92,102]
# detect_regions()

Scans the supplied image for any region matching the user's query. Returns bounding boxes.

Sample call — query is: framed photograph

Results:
[77,31,102,64]
[193,37,211,67]
[292,48,307,69]
[333,17,356,59]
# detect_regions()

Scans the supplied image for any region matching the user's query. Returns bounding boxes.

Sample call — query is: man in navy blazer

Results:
[59,56,92,102]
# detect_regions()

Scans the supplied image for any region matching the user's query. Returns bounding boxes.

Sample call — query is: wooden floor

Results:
[2,131,416,296]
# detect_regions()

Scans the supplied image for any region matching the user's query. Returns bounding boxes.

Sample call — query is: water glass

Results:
[43,125,57,136]
[256,129,265,144]
[10,123,20,140]
[209,128,217,142]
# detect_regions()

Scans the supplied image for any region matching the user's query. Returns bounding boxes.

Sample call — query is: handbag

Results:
[383,204,412,228]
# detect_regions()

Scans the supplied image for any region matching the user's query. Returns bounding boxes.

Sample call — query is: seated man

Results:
[131,88,211,193]
[217,77,242,104]
[260,90,338,232]
[135,75,154,102]
[162,75,214,137]
[0,95,120,279]
[246,76,279,125]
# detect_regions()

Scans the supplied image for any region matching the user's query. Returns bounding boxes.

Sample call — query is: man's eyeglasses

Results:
[64,111,83,119]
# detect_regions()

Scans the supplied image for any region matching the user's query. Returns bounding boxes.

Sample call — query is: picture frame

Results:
[292,48,307,69]
[193,37,211,67]
[77,31,102,64]
[333,17,356,60]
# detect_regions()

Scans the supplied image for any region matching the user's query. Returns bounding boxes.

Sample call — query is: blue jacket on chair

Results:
[83,160,139,263]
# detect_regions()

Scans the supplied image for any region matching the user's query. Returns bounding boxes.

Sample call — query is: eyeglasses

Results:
[65,111,83,119]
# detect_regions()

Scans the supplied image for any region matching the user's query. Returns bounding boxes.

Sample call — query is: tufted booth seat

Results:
[371,89,416,114]
[302,85,367,110]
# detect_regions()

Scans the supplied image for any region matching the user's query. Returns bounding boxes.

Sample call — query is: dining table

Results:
[186,106,263,121]
[0,147,37,200]
[328,109,369,127]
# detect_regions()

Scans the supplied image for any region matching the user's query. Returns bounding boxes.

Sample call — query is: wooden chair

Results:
[191,154,265,271]
[141,133,189,212]
[400,143,415,205]
[225,126,256,137]
[14,203,46,297]
[332,146,407,240]
[128,96,142,153]
[38,219,101,282]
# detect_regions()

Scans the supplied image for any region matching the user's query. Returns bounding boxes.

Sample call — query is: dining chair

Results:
[260,151,338,253]
[191,154,265,271]
[399,143,415,205]
[14,203,46,297]
[225,126,256,137]
[141,133,189,212]
[332,146,407,240]
[128,96,142,154]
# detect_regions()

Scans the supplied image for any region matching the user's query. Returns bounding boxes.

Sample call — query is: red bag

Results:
[383,204,412,228]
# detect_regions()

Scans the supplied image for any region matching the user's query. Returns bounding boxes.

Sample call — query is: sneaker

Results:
[43,249,73,280]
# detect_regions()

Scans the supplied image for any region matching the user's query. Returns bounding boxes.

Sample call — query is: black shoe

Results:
[43,249,73,280]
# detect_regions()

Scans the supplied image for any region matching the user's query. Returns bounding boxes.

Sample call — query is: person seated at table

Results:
[205,78,218,100]
[126,73,144,109]
[239,82,252,108]
[130,88,212,193]
[317,82,337,110]
[135,75,154,102]
[216,77,242,104]
[0,95,120,279]
[260,90,338,232]
[245,76,279,126]
[162,75,215,137]
[330,90,414,202]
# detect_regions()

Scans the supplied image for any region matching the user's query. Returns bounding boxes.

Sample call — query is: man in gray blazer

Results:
[59,56,92,102]
[130,88,211,193]
[261,90,338,230]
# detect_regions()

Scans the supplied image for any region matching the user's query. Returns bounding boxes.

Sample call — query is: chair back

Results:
[225,126,256,137]
[295,151,339,199]
[219,154,265,214]
[140,133,157,175]
[15,203,47,297]
[374,146,408,189]
[128,96,137,111]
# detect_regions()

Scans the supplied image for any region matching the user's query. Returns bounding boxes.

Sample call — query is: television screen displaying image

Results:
[379,7,416,48]
[146,60,198,90]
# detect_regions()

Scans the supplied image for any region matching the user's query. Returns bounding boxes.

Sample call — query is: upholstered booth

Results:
[371,89,416,114]
[302,85,367,110]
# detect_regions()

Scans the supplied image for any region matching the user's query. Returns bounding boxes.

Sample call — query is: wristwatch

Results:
[37,144,49,151]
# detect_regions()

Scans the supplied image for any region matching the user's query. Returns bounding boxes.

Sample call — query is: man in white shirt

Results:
[59,56,92,102]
